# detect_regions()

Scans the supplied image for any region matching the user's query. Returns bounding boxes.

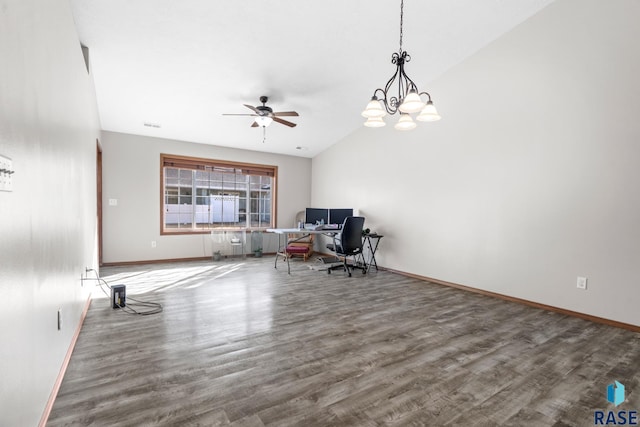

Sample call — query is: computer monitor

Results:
[329,208,353,226]
[305,208,329,225]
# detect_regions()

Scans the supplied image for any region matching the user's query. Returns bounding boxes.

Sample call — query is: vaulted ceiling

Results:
[70,0,555,158]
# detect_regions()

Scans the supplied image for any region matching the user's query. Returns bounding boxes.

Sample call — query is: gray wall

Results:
[101,131,312,263]
[0,0,101,425]
[312,0,640,327]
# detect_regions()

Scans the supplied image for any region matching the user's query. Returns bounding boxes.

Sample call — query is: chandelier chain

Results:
[399,0,404,53]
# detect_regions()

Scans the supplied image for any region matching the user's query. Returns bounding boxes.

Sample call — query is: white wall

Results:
[0,0,101,425]
[101,131,312,263]
[312,0,640,327]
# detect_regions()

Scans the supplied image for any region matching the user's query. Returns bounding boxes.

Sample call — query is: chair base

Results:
[322,256,366,277]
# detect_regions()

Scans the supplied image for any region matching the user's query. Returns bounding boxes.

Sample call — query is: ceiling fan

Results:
[223,96,299,128]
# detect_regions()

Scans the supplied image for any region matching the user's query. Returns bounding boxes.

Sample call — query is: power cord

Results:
[84,269,163,316]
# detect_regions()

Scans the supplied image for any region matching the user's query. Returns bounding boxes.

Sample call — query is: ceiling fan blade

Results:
[272,117,297,128]
[273,111,299,117]
[222,113,258,116]
[243,104,260,114]
[251,121,259,127]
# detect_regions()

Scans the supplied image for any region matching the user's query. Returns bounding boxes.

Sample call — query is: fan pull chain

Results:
[262,126,266,143]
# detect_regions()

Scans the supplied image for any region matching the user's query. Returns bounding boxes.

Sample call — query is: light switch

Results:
[577,276,587,290]
[109,198,118,206]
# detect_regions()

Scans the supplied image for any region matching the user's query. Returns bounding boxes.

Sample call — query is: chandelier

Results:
[361,0,441,130]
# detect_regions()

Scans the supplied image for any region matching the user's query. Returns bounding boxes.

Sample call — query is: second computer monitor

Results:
[329,208,353,226]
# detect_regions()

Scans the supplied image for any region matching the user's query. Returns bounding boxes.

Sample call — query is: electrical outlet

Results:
[0,154,14,192]
[151,240,157,248]
[577,276,587,290]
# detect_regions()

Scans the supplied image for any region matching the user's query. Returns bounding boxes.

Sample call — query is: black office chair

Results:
[325,216,366,277]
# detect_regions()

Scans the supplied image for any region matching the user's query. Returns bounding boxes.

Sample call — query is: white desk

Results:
[266,228,338,274]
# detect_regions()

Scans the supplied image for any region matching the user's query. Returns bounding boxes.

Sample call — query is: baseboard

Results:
[39,296,92,427]
[386,268,640,333]
[102,253,275,267]
[102,256,211,267]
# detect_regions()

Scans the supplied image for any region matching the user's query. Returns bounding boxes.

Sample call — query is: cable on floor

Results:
[84,269,163,315]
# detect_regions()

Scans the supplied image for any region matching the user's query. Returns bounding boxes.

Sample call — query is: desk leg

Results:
[274,234,281,269]
[273,234,291,274]
[364,236,381,272]
[369,238,380,271]
[286,240,290,274]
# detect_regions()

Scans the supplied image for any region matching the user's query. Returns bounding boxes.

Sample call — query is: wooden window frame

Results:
[160,153,278,235]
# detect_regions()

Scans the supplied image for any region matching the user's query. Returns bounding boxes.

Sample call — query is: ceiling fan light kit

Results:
[362,0,441,130]
[254,116,273,127]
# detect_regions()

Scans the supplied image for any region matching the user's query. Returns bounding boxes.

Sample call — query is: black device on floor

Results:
[111,284,126,309]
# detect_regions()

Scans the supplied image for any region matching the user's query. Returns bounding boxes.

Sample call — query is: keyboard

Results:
[319,224,340,230]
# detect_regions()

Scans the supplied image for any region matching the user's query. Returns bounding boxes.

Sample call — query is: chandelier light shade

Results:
[416,100,441,122]
[394,113,417,131]
[398,90,424,114]
[362,98,387,119]
[362,0,441,130]
[364,117,386,128]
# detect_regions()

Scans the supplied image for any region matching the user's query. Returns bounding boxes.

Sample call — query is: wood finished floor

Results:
[47,257,640,427]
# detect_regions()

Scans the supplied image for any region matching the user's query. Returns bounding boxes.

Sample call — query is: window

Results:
[161,154,277,234]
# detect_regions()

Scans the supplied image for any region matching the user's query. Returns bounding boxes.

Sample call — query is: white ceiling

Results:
[70,0,555,158]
